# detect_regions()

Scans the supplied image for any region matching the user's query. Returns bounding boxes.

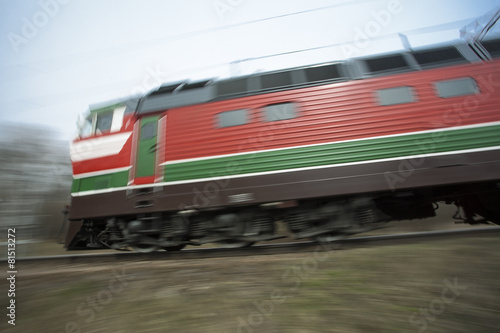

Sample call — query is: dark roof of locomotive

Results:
[134,38,500,115]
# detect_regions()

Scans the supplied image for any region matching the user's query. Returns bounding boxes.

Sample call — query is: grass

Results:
[1,235,499,333]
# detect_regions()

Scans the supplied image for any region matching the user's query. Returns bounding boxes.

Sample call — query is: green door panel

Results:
[136,115,160,178]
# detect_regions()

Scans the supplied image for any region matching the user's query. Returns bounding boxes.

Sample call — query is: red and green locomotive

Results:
[66,39,500,252]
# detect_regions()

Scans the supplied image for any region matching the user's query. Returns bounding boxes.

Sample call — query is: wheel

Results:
[314,234,347,243]
[163,244,186,252]
[131,244,159,253]
[215,240,255,248]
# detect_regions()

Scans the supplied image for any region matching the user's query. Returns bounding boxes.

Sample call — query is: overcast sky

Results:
[0,0,499,140]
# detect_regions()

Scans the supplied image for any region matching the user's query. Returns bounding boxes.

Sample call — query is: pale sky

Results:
[0,0,499,140]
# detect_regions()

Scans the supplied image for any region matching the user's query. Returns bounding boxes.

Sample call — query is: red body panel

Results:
[72,115,135,176]
[161,61,500,163]
[72,135,133,175]
[134,176,156,185]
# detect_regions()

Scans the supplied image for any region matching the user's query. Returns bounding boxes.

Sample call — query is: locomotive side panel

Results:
[159,61,500,199]
[68,60,500,220]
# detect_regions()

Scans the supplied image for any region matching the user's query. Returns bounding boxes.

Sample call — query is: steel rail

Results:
[13,226,500,265]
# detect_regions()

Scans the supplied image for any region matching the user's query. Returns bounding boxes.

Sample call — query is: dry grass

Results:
[1,234,499,333]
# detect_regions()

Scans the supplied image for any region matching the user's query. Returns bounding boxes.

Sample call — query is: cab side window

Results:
[95,112,113,134]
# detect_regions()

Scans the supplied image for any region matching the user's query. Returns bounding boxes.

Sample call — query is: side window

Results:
[304,64,343,82]
[260,72,293,90]
[217,109,248,128]
[95,112,113,134]
[264,102,298,121]
[364,54,411,74]
[435,77,478,98]
[482,38,500,58]
[140,122,157,140]
[376,86,416,106]
[413,47,466,67]
[216,78,248,96]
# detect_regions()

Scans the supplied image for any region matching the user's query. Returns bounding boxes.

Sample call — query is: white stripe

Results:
[128,122,140,185]
[160,121,500,166]
[73,166,132,179]
[70,132,132,162]
[155,115,167,182]
[71,145,500,197]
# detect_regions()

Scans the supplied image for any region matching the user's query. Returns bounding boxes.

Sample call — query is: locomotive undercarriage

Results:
[71,197,389,252]
[67,182,500,252]
[84,209,283,252]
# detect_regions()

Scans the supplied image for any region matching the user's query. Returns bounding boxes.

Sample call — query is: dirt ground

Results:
[1,231,500,332]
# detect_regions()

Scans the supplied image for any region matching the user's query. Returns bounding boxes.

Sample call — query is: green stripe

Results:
[71,170,129,193]
[164,124,500,182]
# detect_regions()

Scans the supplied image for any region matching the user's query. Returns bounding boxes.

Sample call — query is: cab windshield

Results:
[77,105,126,139]
[95,111,113,134]
[78,112,93,138]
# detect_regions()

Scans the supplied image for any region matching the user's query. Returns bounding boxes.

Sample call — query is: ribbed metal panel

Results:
[162,60,500,164]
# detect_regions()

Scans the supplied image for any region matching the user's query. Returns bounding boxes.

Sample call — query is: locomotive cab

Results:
[77,103,127,139]
[69,99,138,199]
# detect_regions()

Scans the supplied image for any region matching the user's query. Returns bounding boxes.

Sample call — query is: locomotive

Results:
[65,37,500,252]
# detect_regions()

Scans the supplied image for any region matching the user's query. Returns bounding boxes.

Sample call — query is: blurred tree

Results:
[0,123,72,242]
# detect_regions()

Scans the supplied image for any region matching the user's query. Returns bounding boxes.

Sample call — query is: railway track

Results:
[16,226,500,265]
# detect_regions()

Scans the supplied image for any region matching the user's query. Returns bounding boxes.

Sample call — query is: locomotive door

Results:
[135,115,160,183]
